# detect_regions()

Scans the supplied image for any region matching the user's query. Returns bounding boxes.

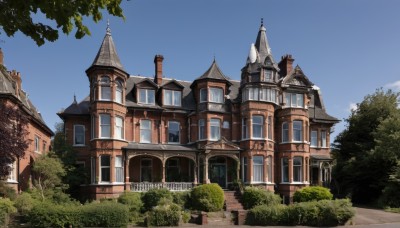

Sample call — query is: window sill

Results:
[6,180,18,184]
[167,142,180,145]
[279,141,308,145]
[91,138,127,143]
[73,144,86,147]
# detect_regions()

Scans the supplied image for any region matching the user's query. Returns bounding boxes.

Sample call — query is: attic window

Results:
[139,89,155,105]
[164,90,181,106]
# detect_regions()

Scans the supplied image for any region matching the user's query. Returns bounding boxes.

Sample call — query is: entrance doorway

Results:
[209,157,226,188]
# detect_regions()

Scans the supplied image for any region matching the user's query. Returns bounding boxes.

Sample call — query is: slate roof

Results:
[309,87,339,124]
[0,68,53,135]
[90,27,125,72]
[310,155,333,160]
[58,96,90,117]
[193,60,232,83]
[123,142,197,151]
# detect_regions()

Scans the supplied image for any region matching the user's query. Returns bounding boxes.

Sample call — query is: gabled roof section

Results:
[281,65,313,87]
[194,59,232,84]
[58,96,90,117]
[201,137,241,151]
[162,79,184,90]
[309,86,339,124]
[136,77,159,88]
[90,24,125,72]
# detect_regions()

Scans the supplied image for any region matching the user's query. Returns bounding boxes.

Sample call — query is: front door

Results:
[209,157,226,188]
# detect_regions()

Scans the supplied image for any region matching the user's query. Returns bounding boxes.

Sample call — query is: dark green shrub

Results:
[118,192,143,223]
[242,186,282,209]
[246,204,287,226]
[0,181,17,200]
[293,186,333,202]
[0,197,17,227]
[286,201,320,226]
[14,192,38,214]
[81,201,129,227]
[28,201,82,228]
[181,210,190,223]
[146,198,181,226]
[172,191,190,209]
[142,188,172,211]
[191,183,224,212]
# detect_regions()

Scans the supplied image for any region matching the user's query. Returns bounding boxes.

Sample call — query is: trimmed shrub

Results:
[293,186,333,202]
[146,198,181,226]
[14,192,39,219]
[118,192,143,223]
[191,183,224,212]
[172,191,190,209]
[242,186,282,209]
[246,204,287,226]
[142,188,172,211]
[81,201,129,227]
[0,181,17,200]
[0,197,17,227]
[28,201,82,228]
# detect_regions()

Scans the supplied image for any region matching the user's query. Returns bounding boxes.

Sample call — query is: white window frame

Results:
[321,130,327,148]
[100,155,111,183]
[138,89,155,105]
[293,120,303,142]
[252,115,263,139]
[282,157,289,183]
[164,90,182,106]
[73,125,85,146]
[293,157,303,183]
[34,135,40,152]
[209,87,223,103]
[285,93,304,108]
[140,120,152,143]
[99,114,111,138]
[252,156,264,183]
[115,156,124,183]
[115,116,124,140]
[210,118,221,141]
[7,162,17,182]
[100,76,111,101]
[248,87,259,101]
[115,80,123,104]
[198,119,205,140]
[168,121,180,144]
[310,130,318,147]
[282,122,289,143]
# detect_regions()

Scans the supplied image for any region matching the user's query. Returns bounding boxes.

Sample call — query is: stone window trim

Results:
[34,135,40,153]
[252,115,264,139]
[293,156,303,183]
[210,118,221,141]
[292,120,303,142]
[115,79,124,104]
[99,114,111,139]
[73,124,85,146]
[140,119,152,143]
[99,76,112,101]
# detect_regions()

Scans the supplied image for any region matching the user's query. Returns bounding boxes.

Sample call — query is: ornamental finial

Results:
[106,19,111,35]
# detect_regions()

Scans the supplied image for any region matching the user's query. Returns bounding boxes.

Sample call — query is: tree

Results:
[0,102,29,178]
[0,0,124,46]
[332,89,400,204]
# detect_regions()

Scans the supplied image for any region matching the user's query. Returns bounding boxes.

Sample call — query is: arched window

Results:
[100,76,111,101]
[115,80,123,103]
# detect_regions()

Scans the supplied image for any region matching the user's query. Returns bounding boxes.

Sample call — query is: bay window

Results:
[73,125,85,145]
[115,80,123,103]
[199,119,205,140]
[100,114,111,138]
[209,88,223,103]
[253,156,264,182]
[210,119,221,141]
[242,118,249,139]
[267,156,272,183]
[168,121,180,143]
[100,76,111,101]
[293,120,303,142]
[164,90,182,106]
[100,155,110,182]
[252,116,263,139]
[293,157,303,182]
[115,116,124,140]
[248,87,259,100]
[139,89,155,104]
[267,116,272,140]
[200,88,207,102]
[140,120,151,143]
[285,93,304,108]
[115,156,124,182]
[282,122,289,142]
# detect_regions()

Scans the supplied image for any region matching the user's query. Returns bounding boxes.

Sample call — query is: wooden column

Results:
[289,158,293,183]
[125,157,130,191]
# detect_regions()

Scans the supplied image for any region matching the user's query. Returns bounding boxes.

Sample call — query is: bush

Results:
[142,188,172,211]
[293,186,333,203]
[81,201,129,227]
[172,191,190,209]
[246,199,355,226]
[191,183,224,212]
[0,181,17,200]
[242,187,282,209]
[146,198,181,226]
[14,192,38,215]
[0,197,17,227]
[28,201,82,228]
[118,192,143,223]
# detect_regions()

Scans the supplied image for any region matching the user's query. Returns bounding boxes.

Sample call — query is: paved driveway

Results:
[350,207,400,226]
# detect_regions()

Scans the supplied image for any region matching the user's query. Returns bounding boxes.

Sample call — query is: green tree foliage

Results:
[332,89,400,204]
[293,186,333,203]
[0,0,124,46]
[242,186,282,209]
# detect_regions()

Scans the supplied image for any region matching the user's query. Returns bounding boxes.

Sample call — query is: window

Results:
[248,87,259,100]
[139,89,155,104]
[253,156,264,182]
[91,157,96,183]
[199,119,205,140]
[115,80,123,103]
[264,70,272,81]
[74,125,85,145]
[168,121,180,143]
[282,122,289,142]
[166,159,180,182]
[115,156,124,183]
[310,130,318,147]
[285,93,304,108]
[321,130,327,147]
[43,142,47,152]
[140,120,151,143]
[100,155,110,182]
[34,136,39,152]
[282,158,289,183]
[293,121,303,142]
[141,158,152,182]
[200,88,207,102]
[242,157,248,183]
[242,118,249,139]
[267,156,272,183]
[267,116,272,140]
[91,115,95,139]
[252,116,263,139]
[7,162,16,182]
[115,116,124,140]
[293,157,303,182]
[100,76,111,101]
[209,88,223,103]
[210,119,221,141]
[164,90,182,106]
[100,114,111,138]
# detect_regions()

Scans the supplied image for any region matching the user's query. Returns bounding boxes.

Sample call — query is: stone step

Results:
[224,190,244,212]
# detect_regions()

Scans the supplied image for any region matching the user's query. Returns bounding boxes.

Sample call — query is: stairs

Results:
[224,190,244,211]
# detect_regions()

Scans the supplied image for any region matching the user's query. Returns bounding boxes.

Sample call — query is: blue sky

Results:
[1,0,400,142]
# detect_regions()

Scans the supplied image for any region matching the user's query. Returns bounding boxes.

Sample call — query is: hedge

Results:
[242,186,282,209]
[247,199,355,226]
[81,201,129,227]
[0,197,17,227]
[118,192,143,222]
[172,191,190,209]
[191,183,224,212]
[293,186,333,202]
[142,188,172,211]
[146,198,181,227]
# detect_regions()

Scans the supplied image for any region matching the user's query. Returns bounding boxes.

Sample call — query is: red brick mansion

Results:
[58,22,338,202]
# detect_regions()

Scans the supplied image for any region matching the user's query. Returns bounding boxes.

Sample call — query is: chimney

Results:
[0,48,3,66]
[278,54,294,77]
[154,55,164,85]
[10,70,22,96]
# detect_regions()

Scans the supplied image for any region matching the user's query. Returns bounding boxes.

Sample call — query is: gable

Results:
[201,137,241,150]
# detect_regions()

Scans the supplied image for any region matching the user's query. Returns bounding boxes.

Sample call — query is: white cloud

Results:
[385,80,400,91]
[348,102,357,113]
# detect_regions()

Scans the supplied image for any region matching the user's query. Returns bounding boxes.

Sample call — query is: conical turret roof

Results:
[254,21,276,66]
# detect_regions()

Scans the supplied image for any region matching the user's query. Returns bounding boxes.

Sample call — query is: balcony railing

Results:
[131,182,194,192]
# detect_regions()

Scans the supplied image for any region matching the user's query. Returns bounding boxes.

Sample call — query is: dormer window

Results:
[200,87,223,103]
[100,76,111,101]
[115,80,123,104]
[164,90,181,106]
[139,89,155,105]
[285,93,304,108]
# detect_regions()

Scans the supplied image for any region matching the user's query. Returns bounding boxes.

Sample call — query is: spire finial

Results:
[261,18,264,26]
[106,19,111,35]
[73,93,77,104]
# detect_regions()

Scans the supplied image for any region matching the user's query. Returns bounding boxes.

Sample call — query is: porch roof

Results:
[310,155,333,161]
[123,143,197,151]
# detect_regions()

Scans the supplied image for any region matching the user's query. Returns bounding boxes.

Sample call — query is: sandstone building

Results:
[58,22,338,202]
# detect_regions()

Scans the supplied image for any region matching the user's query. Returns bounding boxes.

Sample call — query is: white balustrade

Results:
[131,182,194,192]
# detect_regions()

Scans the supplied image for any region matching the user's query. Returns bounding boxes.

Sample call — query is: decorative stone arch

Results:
[164,155,198,184]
